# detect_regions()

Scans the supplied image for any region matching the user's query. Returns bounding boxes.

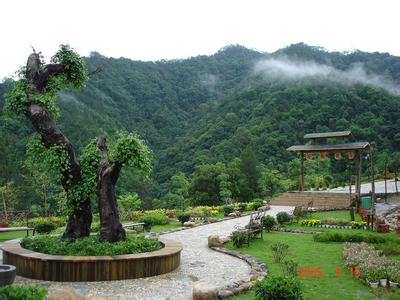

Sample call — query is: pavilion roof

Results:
[304,131,352,139]
[287,142,370,153]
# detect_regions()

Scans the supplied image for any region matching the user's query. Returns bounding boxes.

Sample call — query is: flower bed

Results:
[342,242,400,288]
[300,219,366,229]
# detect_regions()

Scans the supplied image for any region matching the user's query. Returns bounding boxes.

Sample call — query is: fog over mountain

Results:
[254,57,400,95]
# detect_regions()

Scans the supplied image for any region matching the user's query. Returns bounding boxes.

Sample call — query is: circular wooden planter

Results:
[0,239,182,282]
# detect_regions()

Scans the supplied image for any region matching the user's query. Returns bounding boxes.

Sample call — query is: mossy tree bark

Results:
[25,53,92,239]
[96,137,126,242]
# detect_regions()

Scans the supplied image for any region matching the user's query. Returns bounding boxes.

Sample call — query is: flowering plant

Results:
[300,219,321,226]
[350,221,367,229]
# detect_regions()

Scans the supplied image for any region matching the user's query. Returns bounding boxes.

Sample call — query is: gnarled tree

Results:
[4,45,151,241]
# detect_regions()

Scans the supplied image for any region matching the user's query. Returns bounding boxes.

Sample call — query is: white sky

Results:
[1,0,399,79]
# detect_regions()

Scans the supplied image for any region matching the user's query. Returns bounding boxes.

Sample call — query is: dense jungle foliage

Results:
[1,43,400,214]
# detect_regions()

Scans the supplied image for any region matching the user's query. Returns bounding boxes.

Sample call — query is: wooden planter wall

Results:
[1,239,182,282]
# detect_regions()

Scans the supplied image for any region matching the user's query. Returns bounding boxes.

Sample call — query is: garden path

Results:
[1,205,293,300]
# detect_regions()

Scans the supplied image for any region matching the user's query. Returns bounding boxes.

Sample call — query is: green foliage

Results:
[254,275,303,300]
[50,44,88,89]
[231,230,248,248]
[117,192,141,211]
[252,199,264,210]
[271,242,289,263]
[110,131,152,176]
[223,205,235,216]
[3,79,30,116]
[262,215,276,231]
[0,285,47,300]
[177,212,191,224]
[33,219,56,234]
[281,259,299,277]
[277,212,292,224]
[21,235,161,256]
[139,213,169,227]
[313,232,391,243]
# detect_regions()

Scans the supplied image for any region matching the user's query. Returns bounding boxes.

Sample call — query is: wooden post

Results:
[384,158,388,203]
[299,152,305,192]
[354,150,362,204]
[369,147,375,231]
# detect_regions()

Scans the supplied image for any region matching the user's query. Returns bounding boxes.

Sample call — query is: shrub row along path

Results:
[1,205,293,300]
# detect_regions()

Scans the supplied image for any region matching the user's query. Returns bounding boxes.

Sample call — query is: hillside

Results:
[1,43,400,210]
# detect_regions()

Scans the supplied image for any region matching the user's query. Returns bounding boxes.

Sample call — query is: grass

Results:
[150,222,182,232]
[227,231,400,300]
[0,230,34,242]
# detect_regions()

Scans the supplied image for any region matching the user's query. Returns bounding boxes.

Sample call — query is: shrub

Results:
[21,235,162,256]
[0,285,47,300]
[231,230,248,248]
[223,205,235,216]
[139,213,169,226]
[300,219,321,226]
[374,242,400,256]
[177,212,191,224]
[33,219,56,234]
[236,203,247,211]
[254,275,303,300]
[271,242,289,263]
[313,232,389,244]
[165,209,176,218]
[252,199,264,210]
[276,212,291,225]
[90,221,100,233]
[262,215,276,231]
[246,203,255,211]
[282,259,299,277]
[131,210,144,220]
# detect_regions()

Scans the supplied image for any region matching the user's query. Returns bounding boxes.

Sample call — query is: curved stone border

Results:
[1,238,182,282]
[208,237,267,298]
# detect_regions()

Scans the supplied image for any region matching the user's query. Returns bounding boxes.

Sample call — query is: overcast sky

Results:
[1,0,399,79]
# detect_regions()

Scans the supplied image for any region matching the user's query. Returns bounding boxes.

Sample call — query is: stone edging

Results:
[210,240,267,298]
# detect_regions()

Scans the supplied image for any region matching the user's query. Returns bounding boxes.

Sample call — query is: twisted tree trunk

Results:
[96,137,126,242]
[25,53,92,239]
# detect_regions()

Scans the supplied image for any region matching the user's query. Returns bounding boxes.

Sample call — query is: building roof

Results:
[304,131,352,139]
[287,142,370,152]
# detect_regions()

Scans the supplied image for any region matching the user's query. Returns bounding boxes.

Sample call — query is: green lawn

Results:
[227,232,400,300]
[150,222,183,232]
[0,230,34,242]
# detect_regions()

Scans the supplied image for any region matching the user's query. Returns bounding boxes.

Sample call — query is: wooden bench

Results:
[122,222,145,232]
[244,211,265,246]
[0,226,35,236]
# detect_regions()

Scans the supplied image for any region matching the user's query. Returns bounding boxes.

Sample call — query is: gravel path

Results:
[2,205,293,300]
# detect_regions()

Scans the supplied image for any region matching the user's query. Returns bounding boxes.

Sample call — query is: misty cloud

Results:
[200,73,219,93]
[254,58,400,95]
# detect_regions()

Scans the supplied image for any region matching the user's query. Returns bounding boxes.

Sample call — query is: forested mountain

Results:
[1,43,400,212]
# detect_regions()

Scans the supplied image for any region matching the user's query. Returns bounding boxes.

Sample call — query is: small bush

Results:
[313,232,389,244]
[236,203,247,211]
[276,212,291,224]
[252,199,264,210]
[223,205,235,216]
[282,259,299,277]
[231,230,248,248]
[254,275,303,300]
[21,235,162,256]
[165,209,176,218]
[139,213,169,226]
[0,285,47,300]
[374,242,400,256]
[262,215,276,231]
[177,212,191,224]
[90,221,100,233]
[33,219,56,234]
[271,242,289,263]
